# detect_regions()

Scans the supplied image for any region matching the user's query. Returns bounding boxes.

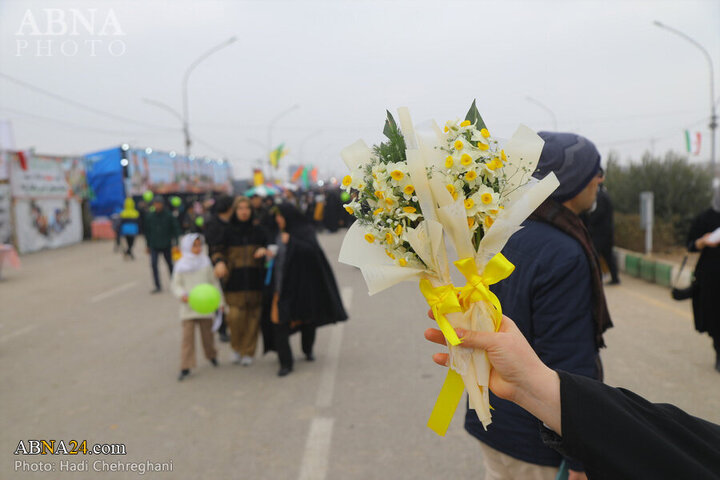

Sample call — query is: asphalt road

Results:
[1,232,718,479]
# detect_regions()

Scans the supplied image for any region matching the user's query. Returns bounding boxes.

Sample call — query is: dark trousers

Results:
[273,323,316,369]
[150,247,173,289]
[125,236,136,255]
[599,245,619,283]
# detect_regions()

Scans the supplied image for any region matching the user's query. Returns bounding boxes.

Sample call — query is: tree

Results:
[604,150,712,245]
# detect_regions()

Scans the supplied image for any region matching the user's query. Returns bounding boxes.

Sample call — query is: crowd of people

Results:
[111,187,349,379]
[102,146,720,479]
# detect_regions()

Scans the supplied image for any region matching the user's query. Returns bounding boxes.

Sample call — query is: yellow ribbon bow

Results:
[454,254,515,331]
[419,278,463,346]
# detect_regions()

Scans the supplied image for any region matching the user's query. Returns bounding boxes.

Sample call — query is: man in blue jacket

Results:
[465,132,613,480]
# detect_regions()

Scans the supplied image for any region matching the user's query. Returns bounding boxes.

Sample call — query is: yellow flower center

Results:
[465,170,477,181]
[357,184,364,190]
[385,197,395,206]
[344,206,354,214]
[484,216,494,228]
[481,193,493,204]
[403,184,415,195]
[374,190,384,199]
[481,128,490,138]
[373,208,384,216]
[385,232,394,244]
[444,125,449,133]
[364,233,375,243]
[391,170,404,181]
[454,140,464,150]
[501,150,507,162]
[403,206,417,213]
[445,156,454,168]
[395,225,403,236]
[385,249,395,259]
[342,175,352,187]
[489,209,499,215]
[460,120,471,127]
[487,159,502,171]
[398,258,408,267]
[477,141,489,151]
[467,217,475,228]
[461,153,473,166]
[464,198,475,210]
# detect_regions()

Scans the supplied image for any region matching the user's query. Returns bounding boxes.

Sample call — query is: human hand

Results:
[253,248,267,259]
[281,232,290,244]
[214,262,229,279]
[699,232,720,249]
[568,470,588,480]
[271,294,280,324]
[425,312,562,433]
[181,294,188,303]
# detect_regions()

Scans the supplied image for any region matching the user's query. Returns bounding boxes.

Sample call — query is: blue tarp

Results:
[84,147,125,217]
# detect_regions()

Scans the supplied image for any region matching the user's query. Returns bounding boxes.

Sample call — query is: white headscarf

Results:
[174,233,212,274]
[712,178,720,213]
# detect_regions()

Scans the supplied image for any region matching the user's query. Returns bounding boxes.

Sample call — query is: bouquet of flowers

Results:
[339,102,559,435]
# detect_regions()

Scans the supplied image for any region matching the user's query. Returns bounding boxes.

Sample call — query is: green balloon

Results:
[195,216,205,227]
[188,283,221,314]
[341,192,351,202]
[170,196,182,208]
[142,190,154,202]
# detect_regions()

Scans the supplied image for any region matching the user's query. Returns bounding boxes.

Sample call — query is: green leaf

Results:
[383,110,399,139]
[465,99,487,131]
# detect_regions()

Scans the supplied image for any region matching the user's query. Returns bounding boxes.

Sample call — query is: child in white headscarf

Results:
[170,233,222,381]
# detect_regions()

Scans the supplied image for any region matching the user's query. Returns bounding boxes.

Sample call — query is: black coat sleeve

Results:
[687,210,709,252]
[541,371,720,480]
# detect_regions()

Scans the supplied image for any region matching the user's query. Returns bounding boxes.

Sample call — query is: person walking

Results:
[213,197,269,366]
[206,194,235,343]
[688,179,720,373]
[144,197,181,293]
[582,180,620,284]
[266,203,347,377]
[170,234,220,381]
[464,132,613,480]
[118,198,140,259]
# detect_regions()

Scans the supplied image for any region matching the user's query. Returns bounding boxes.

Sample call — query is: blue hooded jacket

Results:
[464,219,599,470]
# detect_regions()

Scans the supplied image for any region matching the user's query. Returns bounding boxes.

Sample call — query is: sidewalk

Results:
[614,247,695,288]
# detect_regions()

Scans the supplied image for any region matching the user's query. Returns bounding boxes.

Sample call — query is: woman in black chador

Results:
[688,180,720,372]
[264,202,347,376]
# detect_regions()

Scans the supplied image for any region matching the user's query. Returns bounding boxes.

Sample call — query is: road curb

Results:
[614,247,692,289]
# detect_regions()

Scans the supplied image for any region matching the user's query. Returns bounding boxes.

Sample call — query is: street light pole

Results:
[654,21,717,174]
[298,129,323,164]
[182,36,237,157]
[266,104,299,180]
[526,96,558,131]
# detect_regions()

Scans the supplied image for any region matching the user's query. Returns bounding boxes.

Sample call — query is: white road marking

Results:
[89,282,136,303]
[298,417,335,480]
[315,323,344,409]
[340,286,353,311]
[0,324,37,343]
[621,287,692,320]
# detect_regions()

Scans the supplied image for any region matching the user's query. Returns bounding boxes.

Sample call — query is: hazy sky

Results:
[1,0,718,179]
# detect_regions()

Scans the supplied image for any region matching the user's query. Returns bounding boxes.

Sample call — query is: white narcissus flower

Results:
[474,185,499,213]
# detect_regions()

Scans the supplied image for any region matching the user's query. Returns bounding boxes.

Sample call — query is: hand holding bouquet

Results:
[339,102,558,435]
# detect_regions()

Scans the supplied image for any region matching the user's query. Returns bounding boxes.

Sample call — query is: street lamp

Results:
[267,104,300,155]
[654,21,717,174]
[298,129,323,164]
[526,96,558,131]
[182,36,237,157]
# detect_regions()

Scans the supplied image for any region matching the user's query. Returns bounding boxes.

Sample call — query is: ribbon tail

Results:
[427,369,465,436]
[436,311,462,346]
